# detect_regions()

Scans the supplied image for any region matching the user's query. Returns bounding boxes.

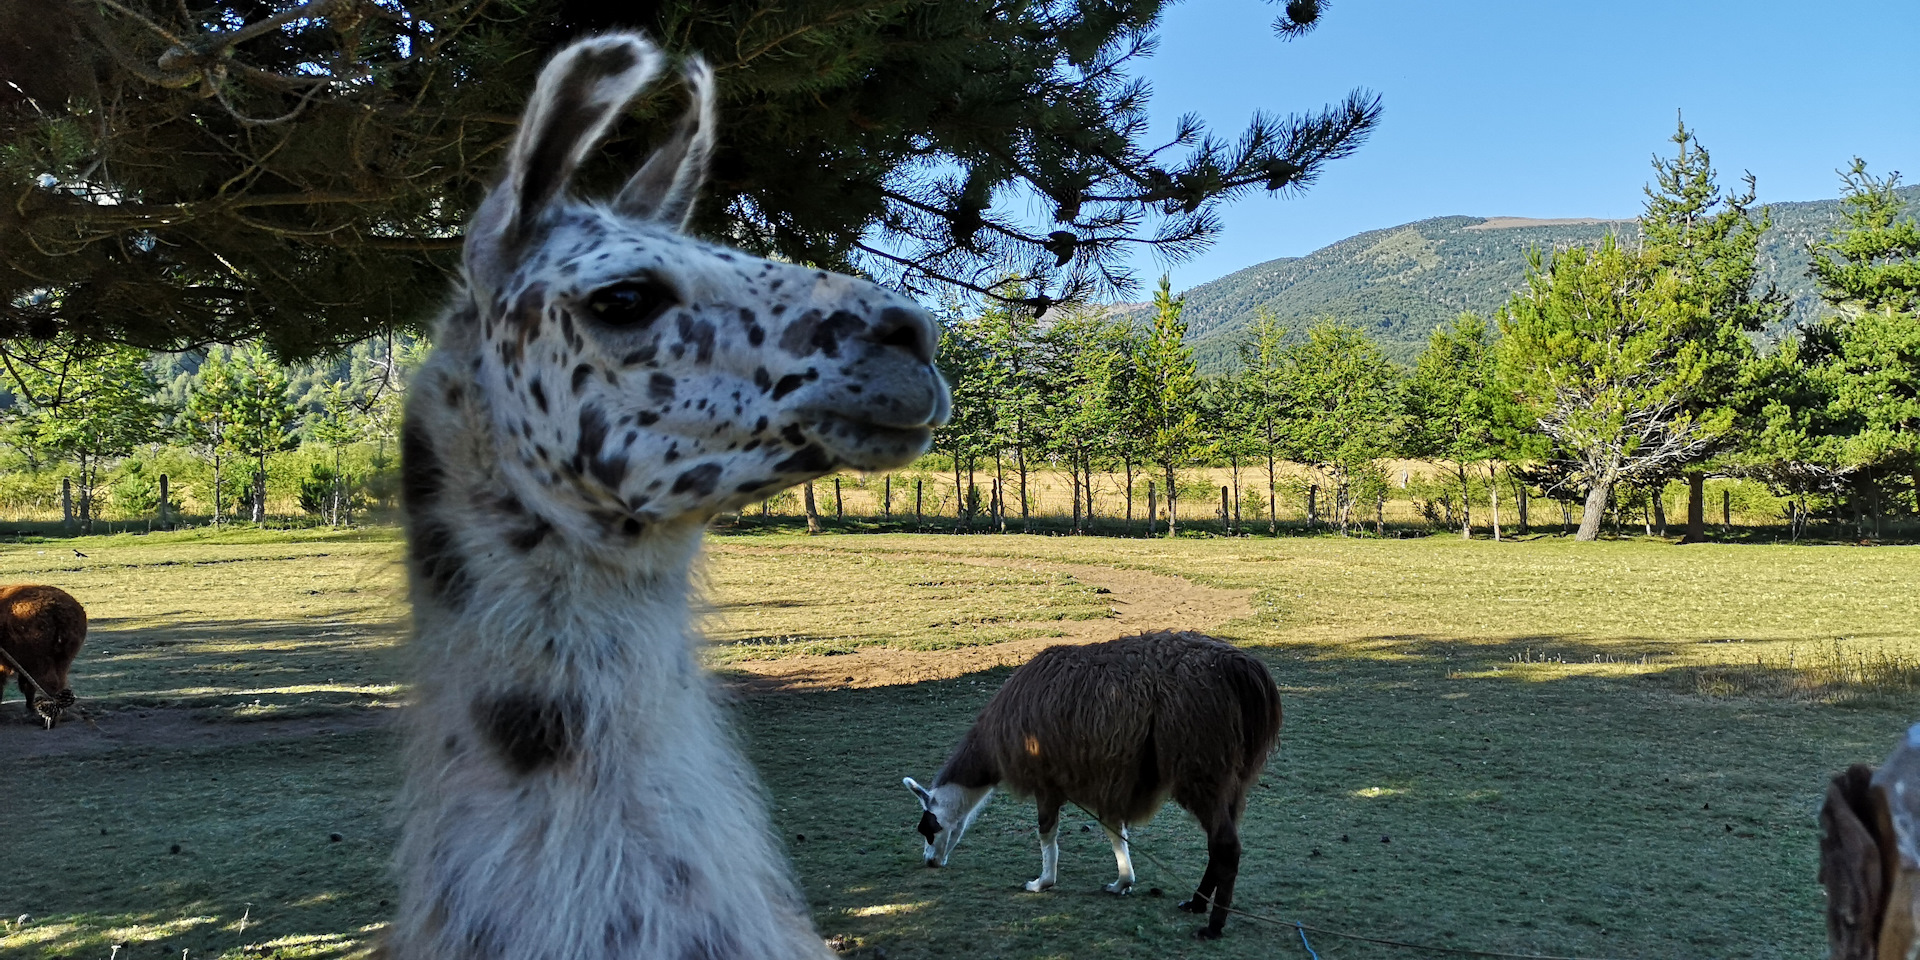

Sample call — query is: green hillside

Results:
[1137,187,1920,371]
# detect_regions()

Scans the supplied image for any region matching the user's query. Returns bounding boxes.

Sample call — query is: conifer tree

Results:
[1135,276,1204,537]
[1497,240,1722,541]
[3,341,169,529]
[2,0,1376,353]
[1405,314,1497,538]
[1277,320,1402,535]
[1638,120,1786,541]
[227,347,299,522]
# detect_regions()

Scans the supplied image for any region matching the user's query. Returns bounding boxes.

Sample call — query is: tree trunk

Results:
[1125,460,1135,533]
[1146,481,1157,537]
[1457,462,1472,539]
[804,480,821,534]
[1682,471,1707,543]
[1017,446,1029,533]
[952,453,964,533]
[1229,453,1241,536]
[1071,469,1082,534]
[1652,483,1667,538]
[61,476,73,528]
[1576,481,1612,542]
[1487,462,1501,542]
[158,473,171,529]
[1307,484,1317,529]
[993,452,1005,533]
[1517,480,1529,533]
[1267,449,1278,535]
[251,456,267,522]
[211,454,224,525]
[1163,463,1178,538]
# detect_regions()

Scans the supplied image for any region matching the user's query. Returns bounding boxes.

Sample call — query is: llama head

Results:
[904,776,993,867]
[455,33,949,541]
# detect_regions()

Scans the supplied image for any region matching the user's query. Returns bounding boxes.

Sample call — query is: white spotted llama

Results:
[387,33,949,960]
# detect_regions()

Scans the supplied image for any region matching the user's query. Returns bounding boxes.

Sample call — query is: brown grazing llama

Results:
[905,630,1282,939]
[387,33,948,960]
[0,584,87,729]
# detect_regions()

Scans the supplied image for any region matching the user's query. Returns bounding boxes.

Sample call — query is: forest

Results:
[1,127,1914,546]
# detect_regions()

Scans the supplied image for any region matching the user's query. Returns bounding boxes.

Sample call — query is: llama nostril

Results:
[874,306,933,363]
[925,858,941,869]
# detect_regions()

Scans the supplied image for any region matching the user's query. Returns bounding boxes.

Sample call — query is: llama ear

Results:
[904,777,933,807]
[474,34,665,259]
[613,58,715,230]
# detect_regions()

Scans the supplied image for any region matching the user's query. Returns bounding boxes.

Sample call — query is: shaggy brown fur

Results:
[0,584,87,728]
[930,630,1281,938]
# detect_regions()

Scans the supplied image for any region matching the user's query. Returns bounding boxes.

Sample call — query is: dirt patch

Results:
[2,704,396,759]
[720,559,1254,694]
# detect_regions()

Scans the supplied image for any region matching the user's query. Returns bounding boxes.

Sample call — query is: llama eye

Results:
[585,279,678,329]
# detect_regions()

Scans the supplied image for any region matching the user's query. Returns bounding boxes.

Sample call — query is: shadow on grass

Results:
[66,616,406,718]
[13,633,1912,960]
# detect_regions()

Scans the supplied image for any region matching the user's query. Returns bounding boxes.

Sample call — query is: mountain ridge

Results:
[1112,186,1920,370]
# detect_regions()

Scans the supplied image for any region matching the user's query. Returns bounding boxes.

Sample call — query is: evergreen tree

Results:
[226,347,299,522]
[1639,121,1785,541]
[1277,320,1402,535]
[1135,277,1205,537]
[183,352,242,524]
[1238,310,1291,533]
[2,340,169,529]
[1405,313,1498,538]
[2,0,1375,353]
[1497,240,1722,541]
[309,379,367,526]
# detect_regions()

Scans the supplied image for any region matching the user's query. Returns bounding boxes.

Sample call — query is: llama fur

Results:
[0,583,86,728]
[906,630,1281,939]
[385,33,948,960]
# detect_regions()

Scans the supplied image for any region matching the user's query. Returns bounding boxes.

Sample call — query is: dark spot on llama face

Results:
[475,689,580,775]
[777,309,820,357]
[809,310,866,359]
[621,344,657,366]
[770,374,805,401]
[576,406,628,488]
[571,363,594,394]
[528,377,549,413]
[400,418,443,509]
[779,424,806,447]
[621,517,644,536]
[671,463,722,496]
[635,410,660,426]
[753,367,772,392]
[917,810,942,842]
[676,316,717,363]
[648,373,677,403]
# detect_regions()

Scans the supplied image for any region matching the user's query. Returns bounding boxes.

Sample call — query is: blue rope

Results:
[1294,921,1322,960]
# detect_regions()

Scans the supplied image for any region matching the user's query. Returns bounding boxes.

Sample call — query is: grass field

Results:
[4,526,1918,959]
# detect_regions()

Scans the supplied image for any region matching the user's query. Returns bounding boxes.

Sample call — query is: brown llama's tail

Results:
[1223,651,1282,784]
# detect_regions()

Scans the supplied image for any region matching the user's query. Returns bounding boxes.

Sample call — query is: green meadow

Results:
[4,526,1917,959]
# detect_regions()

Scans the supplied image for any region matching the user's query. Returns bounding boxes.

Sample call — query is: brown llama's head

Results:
[450,33,949,541]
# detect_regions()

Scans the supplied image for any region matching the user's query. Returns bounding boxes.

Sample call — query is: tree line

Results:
[934,125,1920,542]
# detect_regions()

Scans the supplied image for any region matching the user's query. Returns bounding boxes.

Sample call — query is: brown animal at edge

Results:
[0,584,87,728]
[905,630,1282,939]
[1822,722,1920,960]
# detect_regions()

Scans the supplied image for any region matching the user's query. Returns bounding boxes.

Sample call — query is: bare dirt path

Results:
[720,557,1254,694]
[5,554,1249,754]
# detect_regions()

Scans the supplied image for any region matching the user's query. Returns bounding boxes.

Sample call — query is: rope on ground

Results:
[1073,803,1629,960]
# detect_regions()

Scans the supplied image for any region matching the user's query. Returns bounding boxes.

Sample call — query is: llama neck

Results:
[937,727,1004,791]
[393,351,832,960]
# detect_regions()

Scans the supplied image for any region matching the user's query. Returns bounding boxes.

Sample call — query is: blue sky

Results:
[1128,0,1920,291]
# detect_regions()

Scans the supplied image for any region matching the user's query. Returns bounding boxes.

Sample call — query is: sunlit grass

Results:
[7,525,1920,958]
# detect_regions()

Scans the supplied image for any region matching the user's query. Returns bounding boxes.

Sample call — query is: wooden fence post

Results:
[1219,485,1229,536]
[884,475,892,518]
[1723,489,1732,532]
[914,479,923,531]
[834,478,843,520]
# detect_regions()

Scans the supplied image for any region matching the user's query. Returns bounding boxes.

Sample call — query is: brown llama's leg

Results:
[1180,802,1242,940]
[1026,799,1062,892]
